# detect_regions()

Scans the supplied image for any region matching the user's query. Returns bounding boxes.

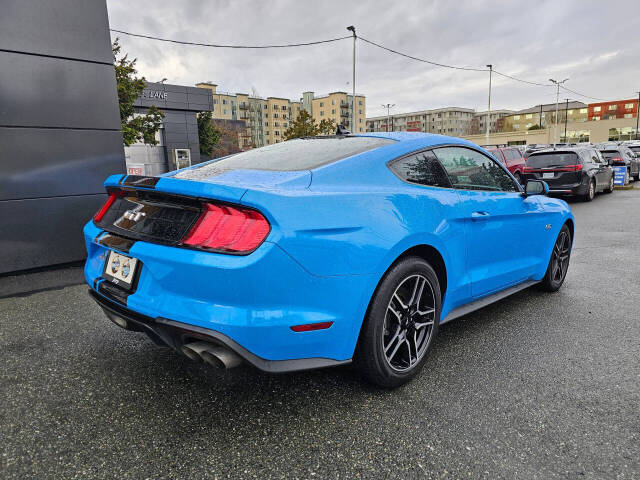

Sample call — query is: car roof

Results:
[528,146,592,155]
[353,131,482,151]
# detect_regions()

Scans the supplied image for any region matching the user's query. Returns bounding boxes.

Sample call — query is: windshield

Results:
[600,150,622,160]
[174,137,395,179]
[527,152,580,168]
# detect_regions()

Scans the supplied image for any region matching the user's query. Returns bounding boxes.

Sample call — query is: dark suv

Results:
[523,146,614,201]
[597,144,640,181]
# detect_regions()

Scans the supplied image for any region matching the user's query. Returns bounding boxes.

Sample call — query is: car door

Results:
[433,146,548,298]
[591,150,609,188]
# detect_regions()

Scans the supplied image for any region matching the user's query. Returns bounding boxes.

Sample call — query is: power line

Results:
[358,36,486,72]
[492,69,553,87]
[559,85,606,101]
[110,28,351,49]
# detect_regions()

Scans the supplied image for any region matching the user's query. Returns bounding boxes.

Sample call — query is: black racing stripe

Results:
[98,234,135,254]
[122,176,160,189]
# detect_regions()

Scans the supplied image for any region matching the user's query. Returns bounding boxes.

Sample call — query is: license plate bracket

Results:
[102,251,140,292]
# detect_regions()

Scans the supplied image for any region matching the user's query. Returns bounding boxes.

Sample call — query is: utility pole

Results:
[636,91,640,140]
[381,103,395,132]
[347,26,356,133]
[486,64,492,146]
[549,78,569,145]
[539,104,543,128]
[564,98,569,143]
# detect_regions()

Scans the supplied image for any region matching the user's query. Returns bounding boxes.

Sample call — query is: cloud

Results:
[107,0,640,117]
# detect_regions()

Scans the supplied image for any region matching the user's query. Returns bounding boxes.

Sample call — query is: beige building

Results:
[463,116,639,147]
[306,91,366,133]
[471,109,515,135]
[502,101,588,133]
[196,83,345,148]
[367,107,475,137]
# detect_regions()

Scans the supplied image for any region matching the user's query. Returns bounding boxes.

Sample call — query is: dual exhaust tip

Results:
[104,310,242,370]
[180,341,243,369]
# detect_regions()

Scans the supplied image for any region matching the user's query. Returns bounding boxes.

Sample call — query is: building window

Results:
[359,110,362,114]
[265,122,268,126]
[275,131,280,136]
[625,103,634,109]
[284,123,288,127]
[213,99,218,104]
[359,118,362,123]
[332,109,336,114]
[274,113,279,118]
[319,102,324,107]
[320,111,324,116]
[594,106,601,112]
[593,116,600,121]
[580,108,587,114]
[359,100,363,106]
[608,115,617,120]
[525,114,532,119]
[513,115,520,120]
[224,109,227,115]
[609,104,617,110]
[624,113,633,118]
[264,105,267,110]
[222,99,227,105]
[608,126,635,141]
[331,99,335,105]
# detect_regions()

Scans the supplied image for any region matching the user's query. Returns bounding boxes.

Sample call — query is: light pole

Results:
[635,91,640,140]
[549,78,569,145]
[381,104,395,132]
[347,26,356,132]
[564,98,569,143]
[486,64,492,146]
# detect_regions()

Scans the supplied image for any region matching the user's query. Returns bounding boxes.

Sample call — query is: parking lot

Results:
[2,186,639,479]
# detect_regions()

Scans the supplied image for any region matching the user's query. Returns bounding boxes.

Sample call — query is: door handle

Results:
[471,211,490,218]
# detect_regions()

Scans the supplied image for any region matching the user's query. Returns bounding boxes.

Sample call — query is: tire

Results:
[513,172,522,185]
[604,174,614,193]
[583,178,595,202]
[539,224,572,292]
[356,257,441,388]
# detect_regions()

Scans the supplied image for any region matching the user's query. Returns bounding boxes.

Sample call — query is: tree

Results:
[113,39,164,146]
[283,110,338,140]
[211,120,243,158]
[197,111,220,157]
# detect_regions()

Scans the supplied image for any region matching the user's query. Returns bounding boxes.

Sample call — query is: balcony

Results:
[239,103,249,110]
[340,110,349,117]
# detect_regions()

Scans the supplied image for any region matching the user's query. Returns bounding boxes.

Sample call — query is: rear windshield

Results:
[527,152,580,168]
[600,150,621,160]
[628,146,640,153]
[174,136,394,179]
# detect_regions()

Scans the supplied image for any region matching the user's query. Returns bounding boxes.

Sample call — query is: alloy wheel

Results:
[382,274,435,372]
[551,230,571,284]
[589,180,595,200]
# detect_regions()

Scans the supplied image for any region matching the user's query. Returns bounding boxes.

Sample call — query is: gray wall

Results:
[0,0,125,274]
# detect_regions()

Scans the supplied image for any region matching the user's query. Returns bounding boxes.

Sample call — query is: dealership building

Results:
[125,83,213,176]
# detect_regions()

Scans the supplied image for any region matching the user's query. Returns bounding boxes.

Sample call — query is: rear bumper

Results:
[90,289,350,373]
[84,221,375,365]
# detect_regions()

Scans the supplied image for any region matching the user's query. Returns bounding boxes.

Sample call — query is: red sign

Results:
[127,166,143,175]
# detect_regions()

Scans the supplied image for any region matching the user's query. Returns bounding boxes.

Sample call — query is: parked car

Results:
[523,146,614,201]
[85,132,574,388]
[599,143,640,181]
[486,146,527,184]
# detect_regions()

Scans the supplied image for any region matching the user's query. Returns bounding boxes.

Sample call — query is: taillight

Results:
[93,192,121,222]
[522,166,533,173]
[181,203,270,254]
[610,157,622,163]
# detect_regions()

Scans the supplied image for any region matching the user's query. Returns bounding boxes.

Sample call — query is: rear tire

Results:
[513,172,522,185]
[356,257,441,388]
[539,224,572,292]
[583,179,595,202]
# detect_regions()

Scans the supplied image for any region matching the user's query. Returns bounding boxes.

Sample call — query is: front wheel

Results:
[582,178,595,202]
[604,174,614,193]
[356,257,441,388]
[539,224,572,292]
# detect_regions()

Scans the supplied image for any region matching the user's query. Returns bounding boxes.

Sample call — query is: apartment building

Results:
[470,109,515,134]
[366,107,475,137]
[588,99,638,121]
[197,82,313,148]
[502,101,588,132]
[306,91,367,133]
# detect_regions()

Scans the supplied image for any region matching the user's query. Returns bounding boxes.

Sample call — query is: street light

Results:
[346,26,356,132]
[157,78,167,84]
[549,78,569,145]
[486,64,492,146]
[381,103,395,132]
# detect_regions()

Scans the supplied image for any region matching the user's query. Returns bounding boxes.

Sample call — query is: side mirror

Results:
[525,180,549,196]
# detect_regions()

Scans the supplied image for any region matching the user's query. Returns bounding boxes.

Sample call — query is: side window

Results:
[389,150,452,188]
[433,147,519,192]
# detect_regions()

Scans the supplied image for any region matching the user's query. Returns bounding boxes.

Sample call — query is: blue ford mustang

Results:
[84,132,574,387]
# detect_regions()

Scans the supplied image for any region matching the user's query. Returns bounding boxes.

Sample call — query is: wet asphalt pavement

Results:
[1,186,639,479]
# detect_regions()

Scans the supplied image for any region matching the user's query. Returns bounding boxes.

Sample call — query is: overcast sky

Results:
[107,0,639,117]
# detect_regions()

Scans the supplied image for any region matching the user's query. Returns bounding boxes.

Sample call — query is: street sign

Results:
[613,166,628,186]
